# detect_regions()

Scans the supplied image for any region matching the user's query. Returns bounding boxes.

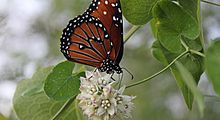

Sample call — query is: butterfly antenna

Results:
[122,67,134,80]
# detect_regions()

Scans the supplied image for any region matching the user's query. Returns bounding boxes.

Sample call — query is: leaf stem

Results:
[190,49,206,57]
[201,0,220,7]
[50,97,76,120]
[124,25,141,43]
[181,39,190,51]
[126,50,189,89]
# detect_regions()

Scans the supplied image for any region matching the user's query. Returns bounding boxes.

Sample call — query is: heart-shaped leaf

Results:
[152,1,199,53]
[121,0,158,25]
[13,67,80,120]
[44,61,81,101]
[178,0,199,18]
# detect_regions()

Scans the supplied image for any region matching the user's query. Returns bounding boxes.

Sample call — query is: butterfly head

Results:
[99,58,122,74]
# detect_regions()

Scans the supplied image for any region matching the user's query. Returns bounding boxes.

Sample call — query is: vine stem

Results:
[50,96,76,120]
[126,50,189,89]
[124,25,141,43]
[190,49,206,57]
[181,40,205,57]
[201,0,220,7]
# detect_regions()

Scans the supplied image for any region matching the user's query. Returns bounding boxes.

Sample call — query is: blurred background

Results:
[0,0,220,120]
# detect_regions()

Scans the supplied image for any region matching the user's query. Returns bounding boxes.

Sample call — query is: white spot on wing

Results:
[103,11,107,15]
[118,8,121,13]
[111,3,115,7]
[113,16,116,21]
[105,0,108,5]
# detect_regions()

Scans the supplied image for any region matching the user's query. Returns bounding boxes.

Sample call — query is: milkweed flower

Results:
[77,71,135,120]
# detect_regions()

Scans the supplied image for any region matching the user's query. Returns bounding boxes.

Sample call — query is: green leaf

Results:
[13,67,79,120]
[178,0,199,19]
[182,37,203,52]
[176,62,204,116]
[44,61,81,101]
[121,0,158,25]
[21,67,54,96]
[170,68,194,109]
[179,0,205,49]
[205,39,220,97]
[151,40,204,109]
[152,1,199,53]
[152,40,193,109]
[150,18,158,38]
[152,40,169,65]
[172,54,203,109]
[151,0,204,111]
[52,98,79,120]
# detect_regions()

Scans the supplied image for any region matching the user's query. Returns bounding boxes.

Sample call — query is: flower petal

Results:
[108,105,116,116]
[97,107,106,116]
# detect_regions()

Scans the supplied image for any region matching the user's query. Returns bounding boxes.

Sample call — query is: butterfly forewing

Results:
[60,0,123,72]
[88,0,123,64]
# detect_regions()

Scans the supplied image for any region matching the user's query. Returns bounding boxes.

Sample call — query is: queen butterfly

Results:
[60,0,123,74]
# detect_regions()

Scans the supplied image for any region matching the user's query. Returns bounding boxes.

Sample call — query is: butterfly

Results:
[60,0,123,75]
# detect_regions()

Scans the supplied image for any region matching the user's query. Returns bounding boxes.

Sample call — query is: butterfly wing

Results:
[87,0,123,64]
[60,0,123,68]
[61,15,113,68]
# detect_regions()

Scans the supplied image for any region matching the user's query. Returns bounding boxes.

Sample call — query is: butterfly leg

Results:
[110,73,116,81]
[118,73,123,89]
[93,68,98,72]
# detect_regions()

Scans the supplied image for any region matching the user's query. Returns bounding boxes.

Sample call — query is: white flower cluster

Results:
[77,71,135,120]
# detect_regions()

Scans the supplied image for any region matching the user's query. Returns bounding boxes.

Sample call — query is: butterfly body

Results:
[60,0,123,74]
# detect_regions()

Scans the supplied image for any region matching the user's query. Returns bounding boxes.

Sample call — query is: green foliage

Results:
[178,0,199,19]
[152,40,204,109]
[152,0,199,53]
[176,62,204,116]
[44,61,82,101]
[205,39,220,96]
[13,67,79,120]
[151,0,204,110]
[121,0,158,25]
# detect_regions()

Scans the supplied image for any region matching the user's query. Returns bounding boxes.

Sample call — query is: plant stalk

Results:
[190,49,206,57]
[126,50,189,89]
[124,25,141,43]
[201,0,220,7]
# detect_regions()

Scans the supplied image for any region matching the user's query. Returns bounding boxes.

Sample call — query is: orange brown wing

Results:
[60,15,113,67]
[87,0,123,64]
[60,0,123,69]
